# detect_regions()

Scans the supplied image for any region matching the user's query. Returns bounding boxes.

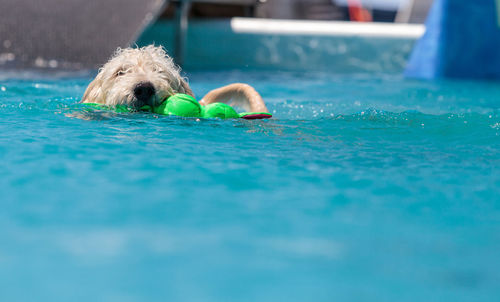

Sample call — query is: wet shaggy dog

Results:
[81,45,268,113]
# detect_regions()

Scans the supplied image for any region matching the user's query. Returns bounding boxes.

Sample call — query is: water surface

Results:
[0,70,499,302]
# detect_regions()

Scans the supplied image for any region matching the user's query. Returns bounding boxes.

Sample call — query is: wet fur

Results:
[81,46,192,108]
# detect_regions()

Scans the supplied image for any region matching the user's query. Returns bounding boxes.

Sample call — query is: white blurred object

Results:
[231,17,425,38]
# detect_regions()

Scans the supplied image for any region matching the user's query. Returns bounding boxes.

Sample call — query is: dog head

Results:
[81,45,193,109]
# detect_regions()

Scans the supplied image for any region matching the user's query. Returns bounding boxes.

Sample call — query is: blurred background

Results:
[160,0,429,22]
[0,0,432,72]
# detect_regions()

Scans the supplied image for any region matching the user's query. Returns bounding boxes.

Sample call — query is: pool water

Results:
[0,70,499,302]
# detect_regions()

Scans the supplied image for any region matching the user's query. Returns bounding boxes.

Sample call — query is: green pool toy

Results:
[85,93,272,120]
[149,93,202,117]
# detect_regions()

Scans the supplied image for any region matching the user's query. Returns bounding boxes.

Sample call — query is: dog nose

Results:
[134,82,155,105]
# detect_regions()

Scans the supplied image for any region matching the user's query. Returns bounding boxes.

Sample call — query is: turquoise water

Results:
[0,70,499,301]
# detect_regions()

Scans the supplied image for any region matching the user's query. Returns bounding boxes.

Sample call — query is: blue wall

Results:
[406,0,500,79]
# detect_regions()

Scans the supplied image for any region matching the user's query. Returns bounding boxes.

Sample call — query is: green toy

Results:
[84,94,272,120]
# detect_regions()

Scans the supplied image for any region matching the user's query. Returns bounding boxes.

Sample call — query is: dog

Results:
[81,45,268,113]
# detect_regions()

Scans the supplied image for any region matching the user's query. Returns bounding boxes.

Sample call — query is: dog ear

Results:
[178,78,194,97]
[81,77,103,103]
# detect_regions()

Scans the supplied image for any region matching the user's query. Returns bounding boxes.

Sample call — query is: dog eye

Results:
[116,70,126,77]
